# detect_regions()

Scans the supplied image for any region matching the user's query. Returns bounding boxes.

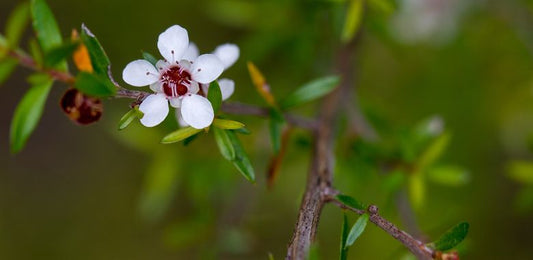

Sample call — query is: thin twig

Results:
[221,102,318,130]
[328,194,434,260]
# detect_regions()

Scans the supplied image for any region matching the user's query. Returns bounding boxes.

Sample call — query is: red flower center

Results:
[161,66,192,98]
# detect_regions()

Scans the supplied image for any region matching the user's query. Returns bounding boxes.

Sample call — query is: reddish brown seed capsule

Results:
[60,88,103,125]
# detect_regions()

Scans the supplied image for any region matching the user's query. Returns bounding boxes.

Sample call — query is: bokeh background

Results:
[1,0,533,259]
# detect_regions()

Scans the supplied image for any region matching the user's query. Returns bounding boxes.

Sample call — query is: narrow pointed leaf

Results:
[417,132,451,171]
[80,24,110,76]
[142,51,158,66]
[213,128,235,160]
[31,0,66,71]
[427,165,469,187]
[10,74,53,153]
[269,108,285,154]
[280,76,340,110]
[429,222,469,251]
[340,213,349,260]
[341,0,364,43]
[213,118,245,130]
[247,62,277,107]
[161,127,202,144]
[118,106,142,130]
[207,80,222,113]
[408,173,425,209]
[29,38,43,66]
[345,213,369,248]
[227,130,255,182]
[75,72,116,97]
[0,58,18,85]
[6,2,31,47]
[336,194,365,210]
[44,41,79,67]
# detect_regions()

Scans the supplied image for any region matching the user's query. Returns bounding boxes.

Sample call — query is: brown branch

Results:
[285,40,358,259]
[220,102,318,130]
[329,194,434,260]
[7,48,75,83]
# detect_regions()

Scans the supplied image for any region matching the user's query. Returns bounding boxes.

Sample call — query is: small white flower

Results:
[176,43,239,127]
[122,25,225,129]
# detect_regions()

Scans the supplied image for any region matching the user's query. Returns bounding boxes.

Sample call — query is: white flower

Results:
[122,25,225,129]
[176,43,239,127]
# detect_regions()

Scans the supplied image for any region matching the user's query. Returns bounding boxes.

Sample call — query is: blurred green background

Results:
[1,0,533,259]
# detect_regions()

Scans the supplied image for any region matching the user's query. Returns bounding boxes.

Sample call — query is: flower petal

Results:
[138,93,169,127]
[190,54,224,84]
[155,59,170,72]
[213,43,239,70]
[181,94,214,129]
[218,78,235,100]
[182,42,199,62]
[169,97,181,108]
[188,81,199,94]
[157,25,189,63]
[122,60,159,86]
[175,109,189,127]
[150,81,163,93]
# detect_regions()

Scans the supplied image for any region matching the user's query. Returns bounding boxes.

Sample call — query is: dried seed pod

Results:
[60,88,103,125]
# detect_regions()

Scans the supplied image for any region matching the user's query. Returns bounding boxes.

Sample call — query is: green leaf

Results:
[213,128,235,161]
[508,161,533,185]
[118,106,143,130]
[279,76,340,110]
[336,194,365,210]
[345,213,369,248]
[142,51,158,66]
[43,41,79,67]
[31,0,66,71]
[207,81,222,113]
[29,38,43,66]
[75,72,116,97]
[227,130,255,182]
[408,173,425,210]
[341,0,364,43]
[10,74,53,153]
[269,108,285,154]
[367,0,395,15]
[138,149,181,223]
[340,213,349,260]
[234,127,251,135]
[0,58,18,85]
[427,165,469,187]
[183,133,199,146]
[80,24,110,76]
[308,243,320,260]
[6,2,31,48]
[417,132,451,171]
[161,127,203,144]
[429,222,469,251]
[213,118,245,130]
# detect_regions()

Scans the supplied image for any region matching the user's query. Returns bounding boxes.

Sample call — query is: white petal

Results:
[122,60,159,86]
[157,25,189,63]
[175,109,189,127]
[218,78,235,100]
[188,81,199,94]
[181,94,214,129]
[138,93,169,127]
[182,42,199,62]
[155,60,170,72]
[178,59,192,70]
[213,43,239,70]
[169,97,181,108]
[190,54,224,84]
[150,81,163,93]
[200,83,208,96]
